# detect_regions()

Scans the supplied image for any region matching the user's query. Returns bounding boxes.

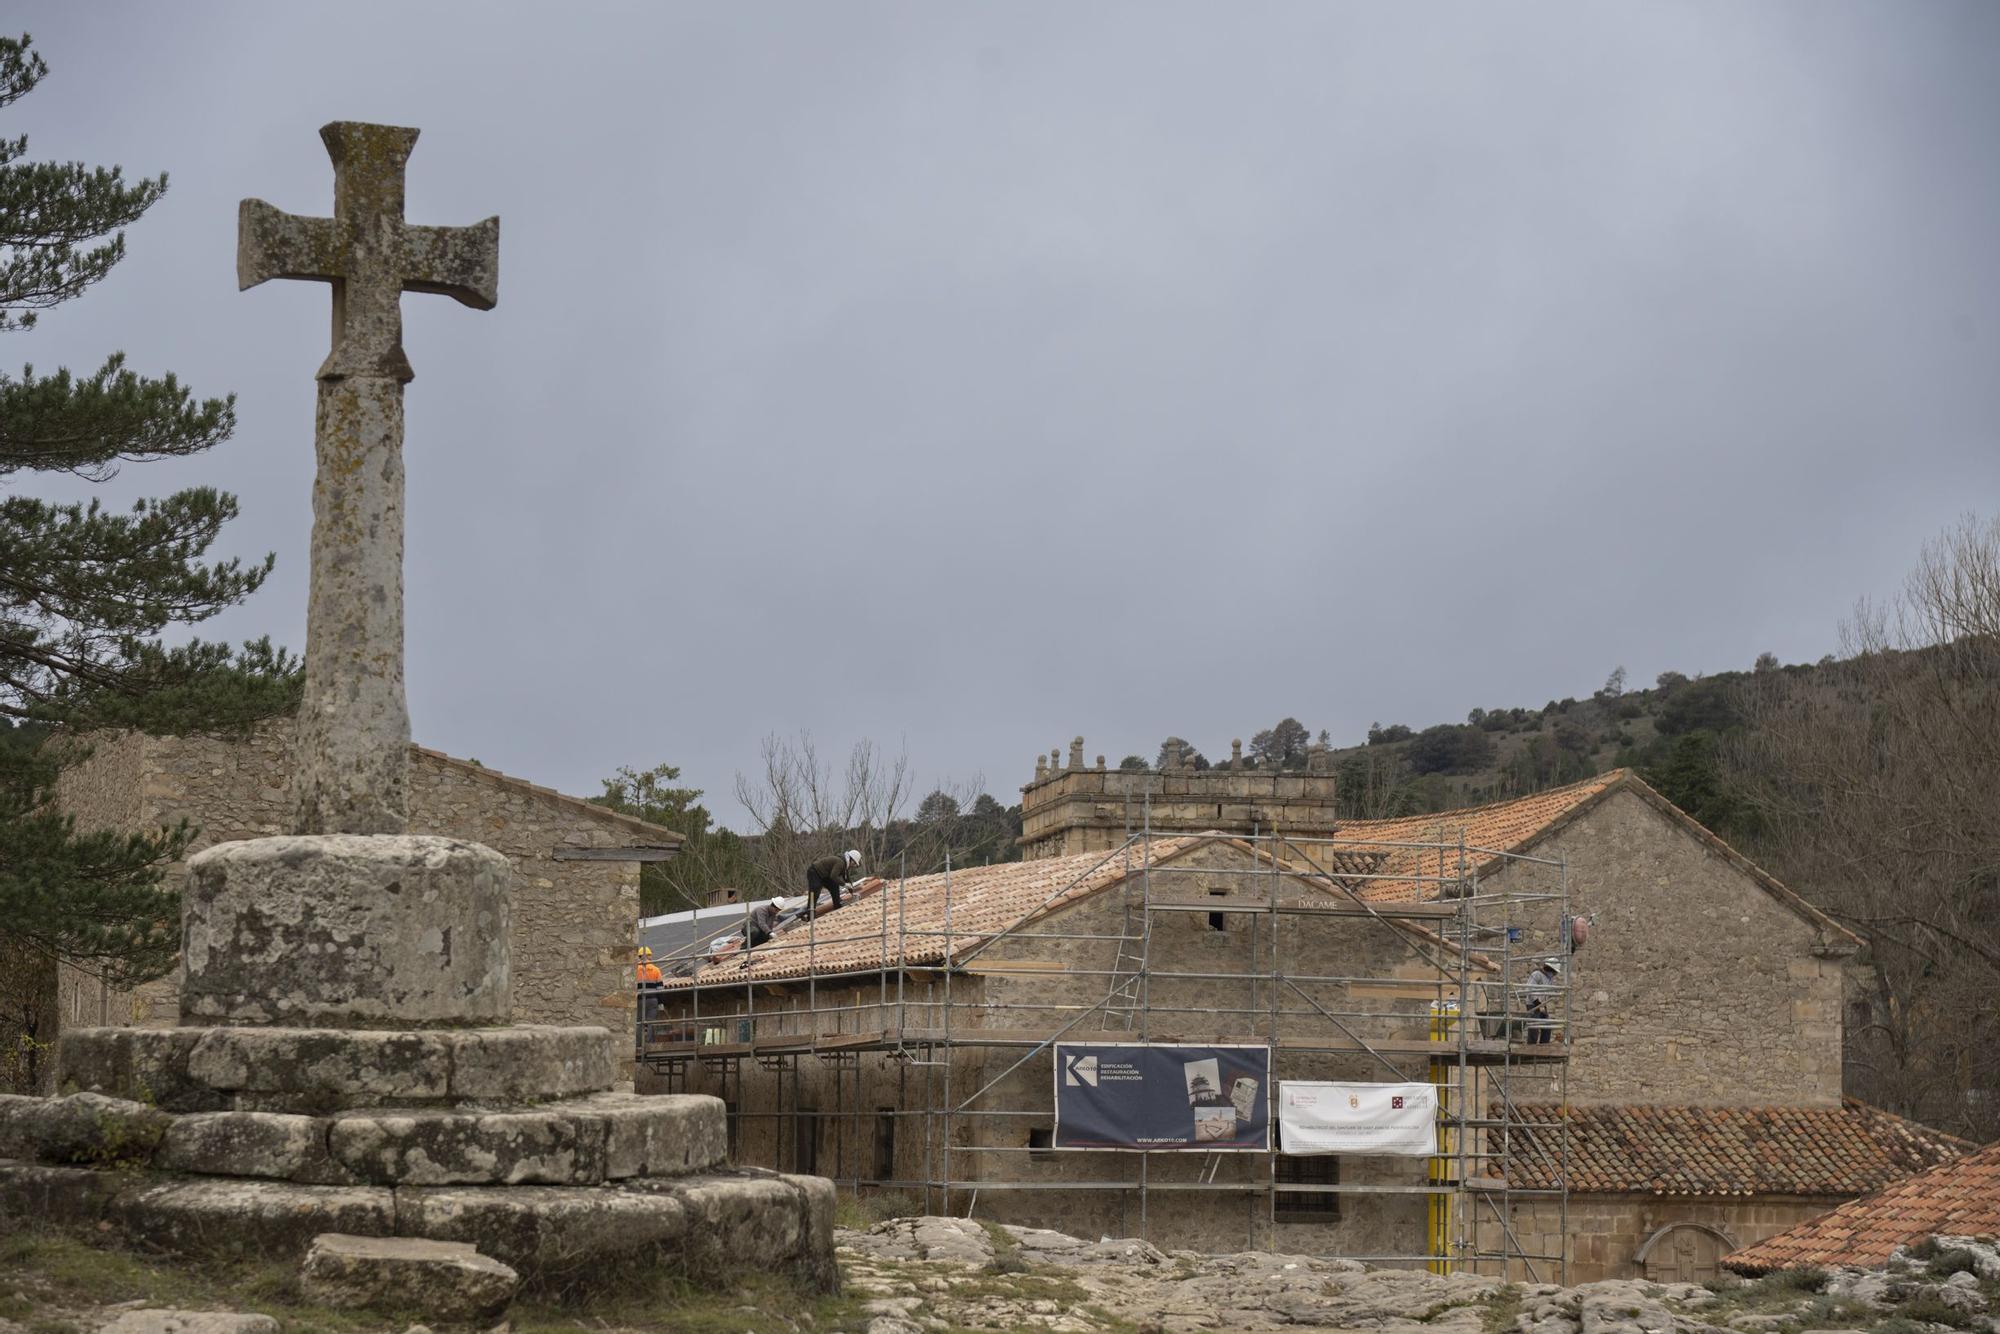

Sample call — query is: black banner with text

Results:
[1052,1043,1271,1151]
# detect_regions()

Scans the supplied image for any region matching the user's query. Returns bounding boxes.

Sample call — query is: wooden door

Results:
[1643,1225,1726,1283]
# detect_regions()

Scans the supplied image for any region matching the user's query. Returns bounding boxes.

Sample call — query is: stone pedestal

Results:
[181,835,511,1028]
[0,833,839,1293]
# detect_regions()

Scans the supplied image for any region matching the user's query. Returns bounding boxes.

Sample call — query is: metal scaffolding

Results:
[638,804,1572,1279]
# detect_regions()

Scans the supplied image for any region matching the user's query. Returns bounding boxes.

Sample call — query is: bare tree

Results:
[733,731,983,901]
[1733,514,2000,1139]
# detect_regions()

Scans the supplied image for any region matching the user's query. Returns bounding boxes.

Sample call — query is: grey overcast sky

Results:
[11,3,2000,825]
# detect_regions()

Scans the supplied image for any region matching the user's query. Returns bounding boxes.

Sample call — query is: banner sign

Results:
[1053,1043,1270,1151]
[1278,1081,1439,1157]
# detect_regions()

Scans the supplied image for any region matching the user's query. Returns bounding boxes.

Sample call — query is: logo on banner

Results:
[1348,1094,1359,1109]
[1064,1054,1099,1087]
[1392,1096,1405,1109]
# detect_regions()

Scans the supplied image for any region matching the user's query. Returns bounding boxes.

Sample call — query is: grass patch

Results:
[512,1271,869,1334]
[1767,1268,1829,1294]
[1891,1296,1973,1330]
[1929,1249,1979,1279]
[0,1225,865,1334]
[932,1270,1092,1307]
[833,1188,923,1231]
[1480,1285,1525,1334]
[976,1216,1028,1274]
[1699,1267,1834,1318]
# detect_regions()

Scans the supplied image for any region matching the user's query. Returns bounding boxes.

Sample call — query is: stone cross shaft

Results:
[239,121,498,836]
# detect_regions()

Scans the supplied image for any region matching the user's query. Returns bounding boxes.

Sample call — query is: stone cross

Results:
[239,121,498,836]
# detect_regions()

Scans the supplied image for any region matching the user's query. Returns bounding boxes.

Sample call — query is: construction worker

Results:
[806,849,863,915]
[1524,958,1561,1044]
[741,896,785,968]
[635,946,663,1051]
[635,946,662,985]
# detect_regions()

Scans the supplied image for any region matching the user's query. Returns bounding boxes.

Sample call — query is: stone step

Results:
[58,1024,616,1114]
[4,1090,726,1186]
[0,1160,836,1292]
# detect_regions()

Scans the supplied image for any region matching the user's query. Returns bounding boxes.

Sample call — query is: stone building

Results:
[41,723,679,1071]
[639,768,1964,1279]
[1018,736,1341,858]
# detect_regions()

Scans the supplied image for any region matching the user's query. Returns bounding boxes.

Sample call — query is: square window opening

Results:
[1275,1154,1339,1222]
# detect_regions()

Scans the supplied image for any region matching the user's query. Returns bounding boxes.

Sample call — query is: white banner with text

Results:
[1277,1081,1437,1157]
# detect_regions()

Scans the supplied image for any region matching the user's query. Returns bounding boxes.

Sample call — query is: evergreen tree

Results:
[1248,717,1311,769]
[0,36,298,1014]
[594,763,752,917]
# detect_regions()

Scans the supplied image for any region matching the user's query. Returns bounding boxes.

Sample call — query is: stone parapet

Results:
[1018,741,1341,859]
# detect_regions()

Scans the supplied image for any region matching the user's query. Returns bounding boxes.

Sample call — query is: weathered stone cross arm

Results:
[238,121,497,383]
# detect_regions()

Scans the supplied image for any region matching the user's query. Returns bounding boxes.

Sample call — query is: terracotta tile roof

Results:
[1503,1101,1971,1198]
[662,768,1856,989]
[660,839,1204,989]
[1309,771,1857,949]
[1311,773,1624,902]
[1724,1137,2000,1273]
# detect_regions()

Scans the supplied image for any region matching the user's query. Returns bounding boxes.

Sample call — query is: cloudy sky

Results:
[13,3,2000,824]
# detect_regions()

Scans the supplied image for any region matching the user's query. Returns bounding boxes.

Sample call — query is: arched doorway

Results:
[1636,1223,1736,1283]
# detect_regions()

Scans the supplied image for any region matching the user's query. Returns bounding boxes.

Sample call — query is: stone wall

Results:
[1482,787,1847,1106]
[1018,737,1341,859]
[50,725,666,1069]
[1483,1194,1841,1284]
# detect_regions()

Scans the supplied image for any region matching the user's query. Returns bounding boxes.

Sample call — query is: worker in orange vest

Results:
[635,946,662,985]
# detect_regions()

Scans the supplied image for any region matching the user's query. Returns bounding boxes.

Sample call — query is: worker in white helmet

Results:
[739,896,786,969]
[805,849,863,915]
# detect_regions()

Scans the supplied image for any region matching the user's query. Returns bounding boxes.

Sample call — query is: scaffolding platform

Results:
[637,813,1573,1280]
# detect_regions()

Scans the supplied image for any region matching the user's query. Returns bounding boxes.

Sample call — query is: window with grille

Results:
[1274,1154,1339,1221]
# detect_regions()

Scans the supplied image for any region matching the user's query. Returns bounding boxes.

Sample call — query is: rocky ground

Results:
[2,1215,1996,1334]
[837,1220,2000,1334]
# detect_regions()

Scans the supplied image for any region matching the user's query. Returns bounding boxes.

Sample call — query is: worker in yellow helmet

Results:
[636,946,662,985]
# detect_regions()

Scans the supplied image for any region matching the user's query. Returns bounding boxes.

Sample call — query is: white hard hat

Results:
[844,849,862,868]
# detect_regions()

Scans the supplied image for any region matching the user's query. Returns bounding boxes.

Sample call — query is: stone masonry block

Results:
[158,1111,342,1182]
[0,1161,127,1227]
[447,1026,614,1102]
[115,1178,396,1259]
[582,1092,726,1179]
[328,1107,604,1186]
[180,834,512,1028]
[393,1183,690,1281]
[58,1027,214,1111]
[0,1095,37,1160]
[666,1174,807,1274]
[189,1026,452,1110]
[301,1233,519,1322]
[27,1092,169,1166]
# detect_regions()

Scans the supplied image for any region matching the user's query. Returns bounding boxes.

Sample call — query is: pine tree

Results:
[0,35,299,1018]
